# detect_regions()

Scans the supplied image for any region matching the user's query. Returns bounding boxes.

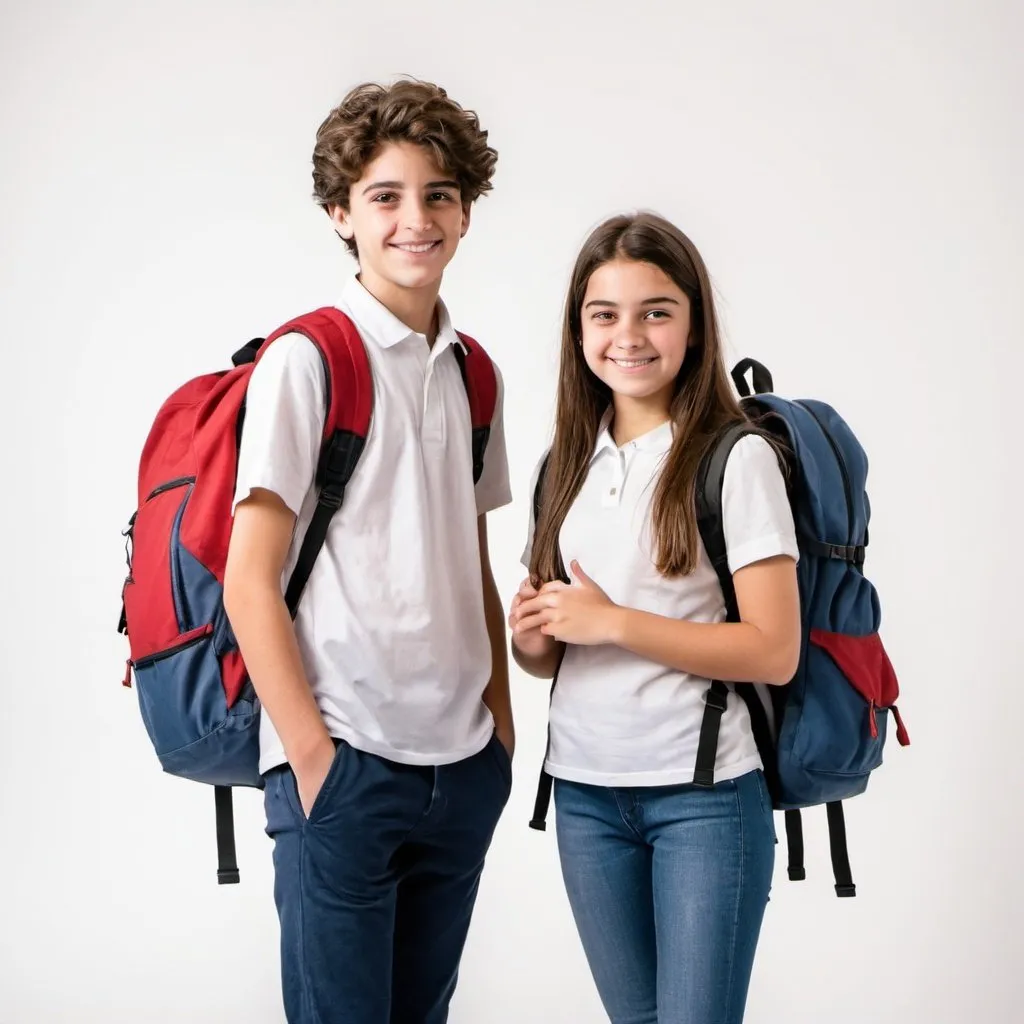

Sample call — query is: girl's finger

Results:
[514,610,554,634]
[515,596,545,618]
[539,580,569,595]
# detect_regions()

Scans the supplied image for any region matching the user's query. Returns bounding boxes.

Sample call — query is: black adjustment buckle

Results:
[317,431,366,497]
[217,868,240,885]
[835,882,857,898]
[317,487,345,511]
[703,687,729,713]
[788,866,807,882]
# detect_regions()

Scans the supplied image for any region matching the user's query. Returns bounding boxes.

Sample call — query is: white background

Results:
[2,0,1021,1021]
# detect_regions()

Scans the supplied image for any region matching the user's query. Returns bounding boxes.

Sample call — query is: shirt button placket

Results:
[605,450,626,507]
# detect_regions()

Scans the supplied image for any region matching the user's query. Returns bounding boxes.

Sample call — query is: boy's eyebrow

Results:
[361,179,462,195]
[583,296,681,309]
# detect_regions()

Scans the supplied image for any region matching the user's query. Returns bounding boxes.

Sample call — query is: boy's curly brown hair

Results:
[312,78,498,255]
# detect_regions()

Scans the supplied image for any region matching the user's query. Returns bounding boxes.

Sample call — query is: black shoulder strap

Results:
[528,451,562,831]
[691,423,758,788]
[533,452,550,530]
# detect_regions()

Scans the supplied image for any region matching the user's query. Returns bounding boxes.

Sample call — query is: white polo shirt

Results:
[234,277,511,774]
[522,415,798,788]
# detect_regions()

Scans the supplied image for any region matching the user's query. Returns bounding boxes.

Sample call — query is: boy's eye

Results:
[427,191,455,202]
[371,192,398,204]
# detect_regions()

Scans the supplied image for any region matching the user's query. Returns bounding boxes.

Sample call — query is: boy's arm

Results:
[478,515,515,758]
[223,488,335,815]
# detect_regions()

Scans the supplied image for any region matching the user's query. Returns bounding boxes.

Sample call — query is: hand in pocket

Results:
[293,738,338,818]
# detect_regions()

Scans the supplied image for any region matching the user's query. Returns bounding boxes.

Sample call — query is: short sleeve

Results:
[474,361,513,516]
[232,333,326,517]
[721,434,799,574]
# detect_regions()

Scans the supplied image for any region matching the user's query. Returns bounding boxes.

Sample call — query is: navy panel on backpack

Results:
[694,358,910,896]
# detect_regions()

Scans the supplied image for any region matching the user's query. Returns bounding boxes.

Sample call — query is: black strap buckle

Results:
[703,686,729,713]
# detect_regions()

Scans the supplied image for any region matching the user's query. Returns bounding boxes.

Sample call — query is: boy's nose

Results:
[403,199,435,232]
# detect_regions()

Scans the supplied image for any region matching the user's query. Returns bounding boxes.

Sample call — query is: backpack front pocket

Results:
[792,629,904,777]
[121,477,195,660]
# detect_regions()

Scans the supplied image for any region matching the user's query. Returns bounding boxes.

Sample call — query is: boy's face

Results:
[330,141,470,299]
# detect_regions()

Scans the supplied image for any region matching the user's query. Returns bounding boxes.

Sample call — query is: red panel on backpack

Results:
[262,308,373,441]
[809,629,910,746]
[122,483,193,660]
[457,332,498,429]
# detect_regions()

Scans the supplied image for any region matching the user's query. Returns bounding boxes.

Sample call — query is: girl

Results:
[510,212,800,1023]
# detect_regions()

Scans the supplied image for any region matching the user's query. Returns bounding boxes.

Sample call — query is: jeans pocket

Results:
[281,741,346,827]
[487,732,513,791]
[753,770,778,843]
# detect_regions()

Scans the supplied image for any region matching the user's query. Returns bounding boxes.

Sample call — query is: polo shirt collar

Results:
[342,276,466,354]
[591,408,674,462]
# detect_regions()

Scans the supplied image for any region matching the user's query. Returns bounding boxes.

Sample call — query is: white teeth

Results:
[394,241,438,252]
[612,358,654,367]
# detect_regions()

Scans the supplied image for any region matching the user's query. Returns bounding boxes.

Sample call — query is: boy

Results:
[223,79,513,1024]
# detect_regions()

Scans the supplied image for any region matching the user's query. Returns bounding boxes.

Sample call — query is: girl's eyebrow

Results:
[583,296,681,309]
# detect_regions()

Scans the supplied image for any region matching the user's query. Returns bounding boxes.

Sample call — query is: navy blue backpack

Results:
[529,359,910,896]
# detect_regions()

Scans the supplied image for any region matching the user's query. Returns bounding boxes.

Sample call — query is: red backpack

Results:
[118,308,498,883]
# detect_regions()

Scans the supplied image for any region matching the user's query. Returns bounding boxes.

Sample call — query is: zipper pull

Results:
[868,699,879,739]
[122,659,133,688]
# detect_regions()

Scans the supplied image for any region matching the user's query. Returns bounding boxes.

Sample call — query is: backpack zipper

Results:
[795,402,854,544]
[132,626,213,669]
[145,476,196,502]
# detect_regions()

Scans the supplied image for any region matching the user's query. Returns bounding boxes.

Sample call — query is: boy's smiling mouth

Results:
[390,240,443,253]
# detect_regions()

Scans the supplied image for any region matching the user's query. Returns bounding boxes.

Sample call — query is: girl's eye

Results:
[592,311,615,322]
[645,309,669,320]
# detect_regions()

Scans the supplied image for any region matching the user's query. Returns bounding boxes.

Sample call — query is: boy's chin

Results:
[380,266,448,292]
[365,253,453,292]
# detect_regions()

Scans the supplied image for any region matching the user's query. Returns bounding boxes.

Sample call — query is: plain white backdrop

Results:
[2,0,1022,1020]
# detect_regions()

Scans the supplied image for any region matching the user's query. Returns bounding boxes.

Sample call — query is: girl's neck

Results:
[610,393,672,447]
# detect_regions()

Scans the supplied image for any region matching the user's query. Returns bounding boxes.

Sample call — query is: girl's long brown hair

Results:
[530,211,753,584]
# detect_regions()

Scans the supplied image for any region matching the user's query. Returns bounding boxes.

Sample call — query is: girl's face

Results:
[579,259,692,412]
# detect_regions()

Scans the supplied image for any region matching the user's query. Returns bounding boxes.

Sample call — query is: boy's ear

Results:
[460,202,472,239]
[328,204,355,241]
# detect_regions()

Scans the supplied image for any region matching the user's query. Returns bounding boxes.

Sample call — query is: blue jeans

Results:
[263,733,512,1024]
[554,770,776,1024]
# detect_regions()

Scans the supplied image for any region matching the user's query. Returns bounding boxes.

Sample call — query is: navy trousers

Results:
[263,733,512,1023]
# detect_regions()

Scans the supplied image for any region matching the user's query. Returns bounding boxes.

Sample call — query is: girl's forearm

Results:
[605,606,798,685]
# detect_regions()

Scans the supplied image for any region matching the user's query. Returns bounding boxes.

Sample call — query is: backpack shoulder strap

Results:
[694,420,757,621]
[691,418,769,789]
[262,307,373,445]
[454,332,497,484]
[259,308,374,614]
[533,452,550,529]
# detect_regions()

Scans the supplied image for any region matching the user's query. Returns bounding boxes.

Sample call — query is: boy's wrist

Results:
[287,727,335,776]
